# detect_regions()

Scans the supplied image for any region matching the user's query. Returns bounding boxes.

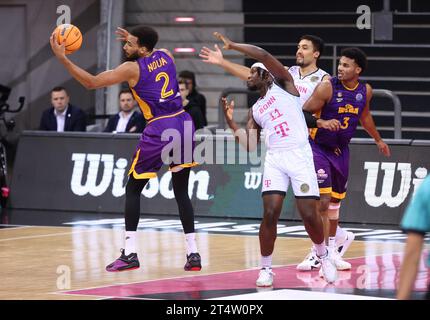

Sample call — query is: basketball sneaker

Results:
[256,267,275,287]
[317,250,338,284]
[330,247,351,270]
[296,247,321,271]
[336,231,355,257]
[184,252,202,271]
[106,249,140,272]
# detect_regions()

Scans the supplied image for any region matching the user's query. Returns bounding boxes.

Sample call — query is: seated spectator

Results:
[104,89,145,133]
[178,70,208,126]
[179,81,205,130]
[39,86,86,132]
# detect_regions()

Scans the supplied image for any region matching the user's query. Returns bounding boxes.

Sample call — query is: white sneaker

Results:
[318,251,338,284]
[336,231,355,257]
[296,248,321,271]
[256,267,275,287]
[330,247,351,270]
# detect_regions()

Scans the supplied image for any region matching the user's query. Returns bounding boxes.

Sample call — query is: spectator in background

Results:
[397,174,430,300]
[104,89,145,133]
[179,81,205,130]
[39,86,86,132]
[178,70,208,126]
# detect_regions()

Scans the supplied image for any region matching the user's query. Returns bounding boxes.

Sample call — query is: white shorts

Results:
[261,144,319,199]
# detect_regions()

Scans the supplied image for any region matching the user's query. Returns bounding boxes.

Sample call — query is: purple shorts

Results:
[310,139,350,200]
[128,110,198,179]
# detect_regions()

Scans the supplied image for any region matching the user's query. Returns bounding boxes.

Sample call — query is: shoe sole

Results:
[185,266,202,271]
[337,267,351,271]
[256,283,273,287]
[296,264,321,271]
[106,266,140,272]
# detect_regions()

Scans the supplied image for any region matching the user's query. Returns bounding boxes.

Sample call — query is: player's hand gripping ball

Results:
[53,24,82,55]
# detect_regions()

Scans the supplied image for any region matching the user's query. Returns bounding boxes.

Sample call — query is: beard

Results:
[125,51,140,61]
[246,82,258,91]
[296,58,310,67]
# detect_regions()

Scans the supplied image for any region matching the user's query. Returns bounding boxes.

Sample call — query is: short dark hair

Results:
[178,70,196,86]
[340,47,368,73]
[129,25,158,51]
[118,88,133,98]
[51,86,67,94]
[299,35,325,59]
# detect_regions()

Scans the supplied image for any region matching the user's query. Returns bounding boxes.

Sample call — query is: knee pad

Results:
[328,202,341,220]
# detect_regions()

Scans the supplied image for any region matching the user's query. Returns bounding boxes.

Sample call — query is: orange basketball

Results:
[54,24,82,55]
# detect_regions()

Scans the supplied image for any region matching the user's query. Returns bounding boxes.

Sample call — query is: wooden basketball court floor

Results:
[1,216,429,300]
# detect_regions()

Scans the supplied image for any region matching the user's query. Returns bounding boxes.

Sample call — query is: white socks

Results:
[125,232,199,256]
[328,236,336,249]
[185,233,198,255]
[124,231,137,255]
[313,242,327,258]
[335,226,347,242]
[261,255,273,269]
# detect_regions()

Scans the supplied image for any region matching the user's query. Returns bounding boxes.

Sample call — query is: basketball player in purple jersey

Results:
[50,26,201,272]
[302,48,391,276]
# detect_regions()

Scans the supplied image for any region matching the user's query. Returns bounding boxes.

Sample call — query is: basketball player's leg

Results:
[297,145,332,271]
[170,113,201,271]
[318,193,332,242]
[106,174,151,272]
[260,192,285,257]
[328,147,355,258]
[106,136,161,272]
[256,192,284,287]
[171,167,201,271]
[287,145,337,283]
[329,172,355,260]
[256,152,288,287]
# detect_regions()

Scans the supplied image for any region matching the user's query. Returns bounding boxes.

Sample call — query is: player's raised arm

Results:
[200,44,251,81]
[222,97,261,152]
[50,32,138,89]
[360,84,391,156]
[213,32,298,96]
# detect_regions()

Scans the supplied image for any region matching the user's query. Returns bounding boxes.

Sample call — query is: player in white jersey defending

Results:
[212,31,340,286]
[201,35,354,271]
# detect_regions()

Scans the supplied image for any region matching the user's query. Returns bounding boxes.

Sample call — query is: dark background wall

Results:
[0,0,100,135]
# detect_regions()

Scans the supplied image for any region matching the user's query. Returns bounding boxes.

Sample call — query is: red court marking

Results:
[63,252,429,298]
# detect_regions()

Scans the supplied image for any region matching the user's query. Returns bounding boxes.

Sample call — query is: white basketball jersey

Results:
[252,83,309,151]
[288,66,329,107]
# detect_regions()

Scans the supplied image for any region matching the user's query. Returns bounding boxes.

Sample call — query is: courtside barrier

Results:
[9,131,430,224]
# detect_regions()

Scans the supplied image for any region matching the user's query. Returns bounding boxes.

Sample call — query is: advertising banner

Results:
[10,132,430,224]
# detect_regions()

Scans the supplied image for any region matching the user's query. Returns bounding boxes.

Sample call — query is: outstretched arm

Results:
[200,44,251,81]
[50,31,138,89]
[397,232,424,299]
[360,84,391,156]
[214,32,298,96]
[222,98,261,152]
